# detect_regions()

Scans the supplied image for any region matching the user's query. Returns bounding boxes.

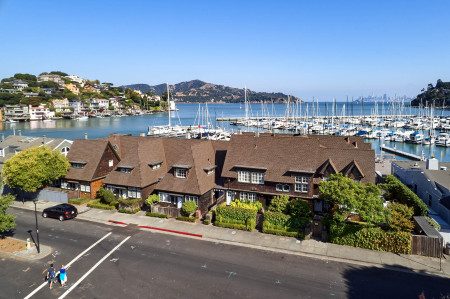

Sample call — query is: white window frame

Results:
[109,160,113,167]
[0,149,5,157]
[251,172,264,184]
[159,192,170,203]
[120,168,131,174]
[152,164,161,170]
[240,192,256,202]
[127,187,141,198]
[176,168,187,178]
[61,179,68,189]
[185,195,198,205]
[238,170,250,183]
[72,163,84,169]
[283,184,290,192]
[295,176,309,193]
[80,183,91,193]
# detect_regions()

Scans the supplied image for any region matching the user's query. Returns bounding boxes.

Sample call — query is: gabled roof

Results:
[316,158,338,175]
[64,139,117,182]
[342,160,365,178]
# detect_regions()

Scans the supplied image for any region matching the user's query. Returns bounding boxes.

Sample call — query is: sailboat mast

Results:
[167,83,171,128]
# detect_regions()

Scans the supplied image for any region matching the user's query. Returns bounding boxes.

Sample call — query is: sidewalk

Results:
[11,200,450,277]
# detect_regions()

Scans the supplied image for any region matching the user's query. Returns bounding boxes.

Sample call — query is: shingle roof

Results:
[64,139,112,181]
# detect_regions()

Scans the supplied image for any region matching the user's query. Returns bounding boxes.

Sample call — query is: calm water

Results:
[3,103,450,161]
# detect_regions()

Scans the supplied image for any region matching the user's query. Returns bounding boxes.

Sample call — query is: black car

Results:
[42,204,78,221]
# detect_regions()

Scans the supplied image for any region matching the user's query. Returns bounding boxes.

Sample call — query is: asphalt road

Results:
[2,207,450,299]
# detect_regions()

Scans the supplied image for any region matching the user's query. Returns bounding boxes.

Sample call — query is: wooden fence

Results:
[151,205,181,218]
[411,235,442,257]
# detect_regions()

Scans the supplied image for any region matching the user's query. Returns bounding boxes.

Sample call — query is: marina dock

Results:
[380,144,423,161]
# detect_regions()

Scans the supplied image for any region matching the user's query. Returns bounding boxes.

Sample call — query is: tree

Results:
[319,173,387,223]
[0,195,16,236]
[1,146,70,192]
[288,199,311,218]
[145,194,160,206]
[49,71,68,76]
[181,201,197,216]
[436,79,444,89]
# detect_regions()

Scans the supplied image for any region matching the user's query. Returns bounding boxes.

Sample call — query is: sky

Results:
[0,0,449,101]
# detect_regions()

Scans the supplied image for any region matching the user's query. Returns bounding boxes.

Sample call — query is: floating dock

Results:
[380,144,423,161]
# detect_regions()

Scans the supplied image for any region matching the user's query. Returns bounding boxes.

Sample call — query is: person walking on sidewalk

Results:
[59,264,70,287]
[46,264,56,289]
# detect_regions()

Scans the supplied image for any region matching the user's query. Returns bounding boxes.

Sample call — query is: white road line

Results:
[23,232,112,299]
[58,236,131,299]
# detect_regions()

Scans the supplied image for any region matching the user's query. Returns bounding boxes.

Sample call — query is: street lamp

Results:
[32,199,40,254]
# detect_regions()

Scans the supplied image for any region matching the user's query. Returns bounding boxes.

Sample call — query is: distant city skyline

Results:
[0,0,449,102]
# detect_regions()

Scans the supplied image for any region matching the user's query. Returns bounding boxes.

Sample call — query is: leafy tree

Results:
[269,195,290,213]
[0,83,13,89]
[386,202,414,232]
[1,146,70,192]
[0,195,16,236]
[145,194,160,206]
[0,93,21,106]
[14,73,37,82]
[319,173,387,224]
[436,79,444,89]
[49,71,68,76]
[38,81,59,89]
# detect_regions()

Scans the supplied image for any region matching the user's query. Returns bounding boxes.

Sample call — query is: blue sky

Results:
[0,0,449,101]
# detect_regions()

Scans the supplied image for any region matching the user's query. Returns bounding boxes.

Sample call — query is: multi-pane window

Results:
[128,187,141,198]
[152,164,161,170]
[251,172,264,184]
[240,192,256,202]
[109,160,113,167]
[0,149,5,157]
[61,179,68,189]
[72,163,84,169]
[159,192,170,203]
[276,184,283,191]
[176,168,187,178]
[295,176,309,193]
[238,170,250,183]
[185,195,198,205]
[80,183,91,192]
[120,168,131,174]
[276,183,290,192]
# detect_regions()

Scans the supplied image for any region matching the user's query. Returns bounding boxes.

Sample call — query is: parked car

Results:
[42,204,78,221]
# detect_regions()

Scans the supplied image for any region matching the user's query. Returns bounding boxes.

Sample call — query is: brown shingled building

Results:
[60,133,375,217]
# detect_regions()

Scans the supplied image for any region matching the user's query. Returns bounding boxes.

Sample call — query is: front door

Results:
[314,200,323,213]
[226,191,233,205]
[176,197,183,209]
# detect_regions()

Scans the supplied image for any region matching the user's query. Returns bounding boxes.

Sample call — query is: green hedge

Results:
[329,221,411,254]
[203,219,210,225]
[87,199,116,210]
[216,205,257,222]
[381,175,428,216]
[146,212,169,219]
[215,215,255,231]
[117,197,142,206]
[262,221,304,238]
[68,198,91,205]
[264,211,311,229]
[176,216,197,222]
[118,208,141,214]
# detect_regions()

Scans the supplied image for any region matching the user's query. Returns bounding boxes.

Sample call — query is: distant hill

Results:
[124,80,301,103]
[410,79,450,107]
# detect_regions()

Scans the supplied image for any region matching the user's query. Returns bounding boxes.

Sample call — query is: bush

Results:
[176,216,197,222]
[181,201,197,216]
[97,187,115,205]
[388,211,414,232]
[230,199,262,212]
[146,212,169,219]
[118,208,141,214]
[145,194,160,206]
[68,198,91,205]
[288,199,311,218]
[380,175,428,216]
[87,199,116,210]
[203,219,210,225]
[264,211,310,229]
[329,221,411,254]
[215,221,248,231]
[269,195,290,213]
[117,197,141,206]
[216,204,257,222]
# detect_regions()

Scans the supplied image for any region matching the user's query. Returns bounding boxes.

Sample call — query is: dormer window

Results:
[204,165,216,175]
[70,161,86,169]
[149,161,163,170]
[238,170,250,183]
[119,166,133,174]
[176,168,187,178]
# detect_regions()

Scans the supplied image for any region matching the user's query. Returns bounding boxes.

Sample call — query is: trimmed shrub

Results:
[87,199,116,210]
[68,198,91,205]
[118,208,141,214]
[380,175,428,216]
[176,216,197,222]
[203,219,210,225]
[268,195,290,213]
[117,197,141,206]
[288,199,311,218]
[230,199,262,212]
[146,212,169,219]
[329,221,411,254]
[264,211,310,229]
[216,205,257,222]
[215,221,247,231]
[102,189,115,204]
[262,222,304,238]
[181,201,197,216]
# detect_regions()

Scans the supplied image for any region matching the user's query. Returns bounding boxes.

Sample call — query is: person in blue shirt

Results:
[46,264,56,289]
[59,264,70,287]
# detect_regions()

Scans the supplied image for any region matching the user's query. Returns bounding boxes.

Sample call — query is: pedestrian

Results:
[46,263,56,289]
[59,264,70,287]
